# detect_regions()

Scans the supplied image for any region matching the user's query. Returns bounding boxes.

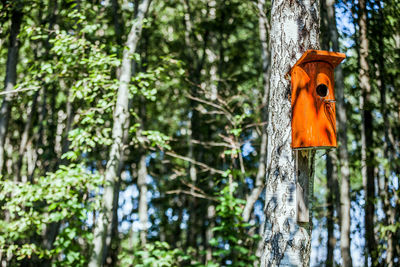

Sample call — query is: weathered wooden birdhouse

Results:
[289,50,346,149]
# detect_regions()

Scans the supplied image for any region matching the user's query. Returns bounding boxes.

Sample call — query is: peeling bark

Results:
[260,1,319,266]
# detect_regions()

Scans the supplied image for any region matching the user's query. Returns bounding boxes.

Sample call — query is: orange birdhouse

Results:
[289,50,346,149]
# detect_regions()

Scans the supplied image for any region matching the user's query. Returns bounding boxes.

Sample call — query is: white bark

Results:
[138,154,149,246]
[89,0,152,266]
[260,1,319,266]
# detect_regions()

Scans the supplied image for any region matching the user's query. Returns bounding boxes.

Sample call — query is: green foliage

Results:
[2,0,399,266]
[117,182,259,267]
[208,182,259,267]
[0,164,103,266]
[119,241,192,267]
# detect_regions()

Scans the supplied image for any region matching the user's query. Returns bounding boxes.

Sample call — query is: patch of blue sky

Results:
[241,140,254,158]
[245,176,254,190]
[336,1,356,48]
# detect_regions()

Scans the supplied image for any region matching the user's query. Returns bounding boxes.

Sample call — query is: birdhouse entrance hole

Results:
[316,84,328,97]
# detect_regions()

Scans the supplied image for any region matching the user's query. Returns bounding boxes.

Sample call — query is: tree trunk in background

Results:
[104,1,131,263]
[376,2,395,266]
[136,18,149,248]
[0,5,22,173]
[326,151,337,267]
[242,0,270,223]
[111,0,123,48]
[325,0,352,265]
[358,0,377,264]
[16,91,39,182]
[260,1,319,266]
[182,0,207,250]
[182,0,197,248]
[320,3,338,266]
[205,195,215,262]
[89,0,151,265]
[322,0,353,265]
[138,154,148,246]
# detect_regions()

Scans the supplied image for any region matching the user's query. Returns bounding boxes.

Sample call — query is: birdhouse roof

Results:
[289,50,346,74]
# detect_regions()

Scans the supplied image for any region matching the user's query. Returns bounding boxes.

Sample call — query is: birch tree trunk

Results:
[242,0,270,223]
[89,0,151,265]
[358,0,377,263]
[323,0,353,265]
[0,5,23,173]
[138,153,148,246]
[260,1,319,266]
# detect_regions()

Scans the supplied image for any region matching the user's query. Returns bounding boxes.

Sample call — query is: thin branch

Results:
[165,150,225,175]
[191,139,232,148]
[243,121,268,129]
[186,93,234,125]
[181,179,207,195]
[166,189,218,201]
[0,86,40,96]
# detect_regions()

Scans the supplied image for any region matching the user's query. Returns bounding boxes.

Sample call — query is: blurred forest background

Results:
[0,0,399,266]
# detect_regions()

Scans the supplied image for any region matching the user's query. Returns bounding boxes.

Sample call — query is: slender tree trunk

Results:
[242,0,270,223]
[26,0,58,182]
[321,0,353,265]
[60,89,74,160]
[358,0,377,264]
[16,91,39,182]
[111,0,123,48]
[138,153,148,246]
[375,2,395,266]
[260,1,319,266]
[205,197,215,263]
[89,1,151,265]
[0,5,22,173]
[320,4,336,266]
[28,87,46,182]
[182,0,203,250]
[326,151,337,267]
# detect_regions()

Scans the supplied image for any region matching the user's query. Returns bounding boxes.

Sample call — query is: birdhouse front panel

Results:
[290,50,345,150]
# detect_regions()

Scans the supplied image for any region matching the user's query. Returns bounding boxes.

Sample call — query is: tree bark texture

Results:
[0,5,22,173]
[260,1,319,266]
[358,0,377,263]
[89,0,152,265]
